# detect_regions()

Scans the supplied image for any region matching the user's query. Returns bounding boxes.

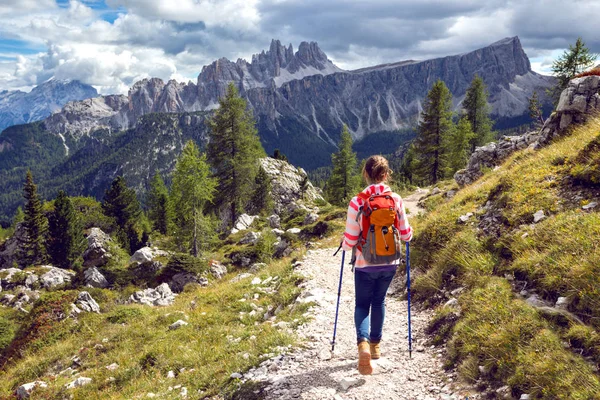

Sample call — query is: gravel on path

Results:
[252,248,480,400]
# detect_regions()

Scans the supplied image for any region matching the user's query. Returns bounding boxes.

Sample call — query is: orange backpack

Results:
[355,191,402,264]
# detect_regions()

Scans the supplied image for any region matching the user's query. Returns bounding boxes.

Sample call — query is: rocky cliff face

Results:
[42,37,554,169]
[455,74,600,186]
[0,80,97,133]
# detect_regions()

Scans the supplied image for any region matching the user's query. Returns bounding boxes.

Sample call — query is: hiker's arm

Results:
[395,197,413,242]
[341,198,360,251]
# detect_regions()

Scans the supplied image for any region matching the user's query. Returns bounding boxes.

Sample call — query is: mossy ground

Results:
[412,116,600,398]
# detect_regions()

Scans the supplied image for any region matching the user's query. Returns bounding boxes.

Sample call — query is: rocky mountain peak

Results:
[0,79,97,132]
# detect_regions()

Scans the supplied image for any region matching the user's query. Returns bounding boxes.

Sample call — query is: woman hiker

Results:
[341,155,413,375]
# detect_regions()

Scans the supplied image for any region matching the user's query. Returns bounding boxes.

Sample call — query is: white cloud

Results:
[0,0,598,95]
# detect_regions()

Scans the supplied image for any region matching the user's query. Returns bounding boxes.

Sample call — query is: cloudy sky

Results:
[0,0,598,95]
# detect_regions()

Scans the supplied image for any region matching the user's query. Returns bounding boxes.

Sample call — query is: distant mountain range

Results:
[0,79,97,132]
[0,37,555,225]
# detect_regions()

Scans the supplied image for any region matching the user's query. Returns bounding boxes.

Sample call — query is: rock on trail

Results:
[258,248,479,400]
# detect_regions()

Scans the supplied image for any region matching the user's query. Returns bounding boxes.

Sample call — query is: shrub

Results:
[254,229,277,264]
[159,253,209,282]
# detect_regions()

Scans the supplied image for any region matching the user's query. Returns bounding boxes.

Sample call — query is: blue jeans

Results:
[354,269,396,344]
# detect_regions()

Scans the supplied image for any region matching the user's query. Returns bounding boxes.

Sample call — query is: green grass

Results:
[0,256,310,399]
[414,116,600,398]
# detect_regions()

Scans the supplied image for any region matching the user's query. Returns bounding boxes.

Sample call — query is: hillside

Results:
[410,77,600,397]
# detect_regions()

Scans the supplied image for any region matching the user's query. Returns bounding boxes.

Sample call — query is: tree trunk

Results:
[192,208,198,257]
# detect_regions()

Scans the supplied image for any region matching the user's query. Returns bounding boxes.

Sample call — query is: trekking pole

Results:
[406,242,413,358]
[331,250,345,352]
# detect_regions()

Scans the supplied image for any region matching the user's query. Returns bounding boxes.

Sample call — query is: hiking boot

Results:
[370,341,381,360]
[357,341,373,375]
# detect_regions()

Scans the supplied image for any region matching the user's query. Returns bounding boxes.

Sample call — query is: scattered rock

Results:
[39,266,75,289]
[169,320,189,330]
[274,239,292,258]
[75,291,100,313]
[16,381,48,399]
[251,277,262,285]
[84,266,108,288]
[303,212,319,225]
[520,394,531,400]
[555,296,570,310]
[533,210,545,223]
[339,377,361,391]
[130,283,176,306]
[231,214,259,234]
[65,377,92,389]
[230,372,243,379]
[239,231,262,245]
[268,214,281,229]
[457,213,473,224]
[582,201,598,210]
[526,294,550,308]
[444,298,458,308]
[129,247,154,264]
[169,272,208,292]
[231,273,254,283]
[249,263,267,274]
[286,228,301,235]
[431,187,441,195]
[209,261,227,280]
[446,190,457,198]
[106,363,119,371]
[82,228,112,268]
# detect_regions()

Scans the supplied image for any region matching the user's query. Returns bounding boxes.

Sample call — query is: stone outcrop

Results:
[455,75,600,186]
[82,228,112,268]
[169,273,208,293]
[258,158,324,214]
[129,247,168,264]
[0,223,27,269]
[83,266,109,288]
[536,75,600,146]
[39,266,75,289]
[129,283,176,306]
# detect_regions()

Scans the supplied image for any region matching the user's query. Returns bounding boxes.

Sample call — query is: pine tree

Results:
[22,171,47,266]
[207,83,266,227]
[448,117,475,173]
[528,91,545,128]
[413,80,453,185]
[102,176,142,253]
[326,124,361,205]
[171,140,216,257]
[11,207,24,230]
[47,191,85,268]
[248,167,274,216]
[463,74,493,152]
[272,149,288,162]
[550,37,597,102]
[398,144,416,185]
[147,172,172,235]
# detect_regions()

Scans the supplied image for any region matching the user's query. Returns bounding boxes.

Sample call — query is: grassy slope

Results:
[0,207,347,399]
[412,116,600,399]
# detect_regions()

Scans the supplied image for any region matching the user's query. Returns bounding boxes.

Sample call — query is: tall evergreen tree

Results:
[550,37,597,102]
[22,171,47,266]
[47,191,85,269]
[413,80,453,185]
[448,117,475,173]
[102,176,142,253]
[147,172,172,235]
[398,144,416,185]
[171,140,216,257]
[326,124,361,205]
[248,167,274,216]
[463,74,493,152]
[207,83,265,227]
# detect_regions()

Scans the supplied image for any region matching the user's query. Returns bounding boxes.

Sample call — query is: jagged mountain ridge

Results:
[0,79,98,132]
[43,37,554,167]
